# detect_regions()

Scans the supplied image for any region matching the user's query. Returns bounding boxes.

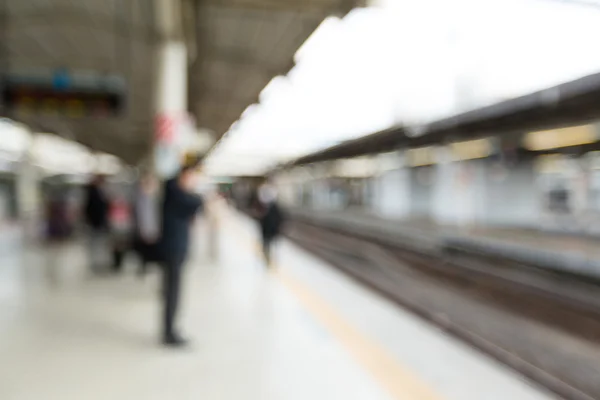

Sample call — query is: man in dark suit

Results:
[160,163,203,347]
[256,183,285,267]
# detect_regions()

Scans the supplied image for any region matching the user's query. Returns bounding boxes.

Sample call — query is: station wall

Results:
[281,156,542,230]
[373,168,410,218]
[409,167,435,219]
[479,161,539,228]
[371,158,540,228]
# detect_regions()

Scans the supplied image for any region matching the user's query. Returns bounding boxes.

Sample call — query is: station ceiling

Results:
[1,0,363,165]
[1,0,157,164]
[189,0,364,145]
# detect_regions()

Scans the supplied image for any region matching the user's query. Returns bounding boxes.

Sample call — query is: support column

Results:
[153,41,188,179]
[432,148,484,228]
[480,159,539,228]
[374,152,411,218]
[16,133,41,241]
[153,0,187,179]
[152,0,218,263]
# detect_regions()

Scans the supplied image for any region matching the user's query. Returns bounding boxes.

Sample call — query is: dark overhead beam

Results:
[7,5,158,43]
[334,0,368,16]
[201,0,349,15]
[212,46,287,76]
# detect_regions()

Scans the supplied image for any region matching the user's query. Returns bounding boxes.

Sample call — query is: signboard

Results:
[155,113,196,145]
[1,71,126,118]
[155,114,177,143]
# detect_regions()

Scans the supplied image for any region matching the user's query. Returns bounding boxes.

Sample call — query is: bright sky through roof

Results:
[205,0,600,176]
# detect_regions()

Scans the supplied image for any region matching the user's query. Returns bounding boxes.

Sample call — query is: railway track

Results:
[285,219,600,400]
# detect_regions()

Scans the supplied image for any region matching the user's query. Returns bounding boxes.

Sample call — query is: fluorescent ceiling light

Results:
[333,157,379,178]
[451,138,493,161]
[407,146,436,167]
[523,124,597,151]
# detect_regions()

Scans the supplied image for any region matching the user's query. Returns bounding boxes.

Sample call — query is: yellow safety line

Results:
[219,206,444,400]
[275,270,443,400]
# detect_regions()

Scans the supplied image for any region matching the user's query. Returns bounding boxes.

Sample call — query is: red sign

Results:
[155,112,194,144]
[155,114,177,143]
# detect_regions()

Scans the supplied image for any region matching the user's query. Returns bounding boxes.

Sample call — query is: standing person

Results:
[256,183,285,267]
[46,186,73,243]
[133,174,160,277]
[159,164,203,347]
[45,185,74,283]
[83,175,109,272]
[109,193,132,273]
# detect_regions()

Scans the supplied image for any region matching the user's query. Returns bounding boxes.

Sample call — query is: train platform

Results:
[289,208,600,278]
[0,207,556,400]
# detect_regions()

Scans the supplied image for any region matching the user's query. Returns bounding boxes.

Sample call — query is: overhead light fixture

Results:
[407,146,435,167]
[451,138,492,161]
[332,157,378,178]
[523,124,597,151]
[376,151,404,172]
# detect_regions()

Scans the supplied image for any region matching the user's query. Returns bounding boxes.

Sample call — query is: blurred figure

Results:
[256,183,285,267]
[132,173,160,277]
[109,193,132,273]
[159,164,203,347]
[83,175,109,272]
[45,186,74,284]
[45,186,73,243]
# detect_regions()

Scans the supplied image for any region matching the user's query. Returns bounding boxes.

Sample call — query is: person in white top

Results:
[133,173,160,277]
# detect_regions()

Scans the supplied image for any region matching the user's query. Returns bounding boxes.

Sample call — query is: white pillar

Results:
[432,148,484,228]
[153,41,188,179]
[312,179,325,210]
[376,167,411,218]
[479,159,539,228]
[16,134,41,240]
[311,180,327,210]
[153,0,188,179]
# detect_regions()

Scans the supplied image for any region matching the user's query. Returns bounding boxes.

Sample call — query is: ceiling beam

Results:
[199,46,293,77]
[7,5,158,43]
[200,0,360,15]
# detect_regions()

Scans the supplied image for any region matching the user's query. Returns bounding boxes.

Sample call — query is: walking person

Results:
[159,163,203,347]
[132,173,160,277]
[83,175,110,273]
[256,183,285,267]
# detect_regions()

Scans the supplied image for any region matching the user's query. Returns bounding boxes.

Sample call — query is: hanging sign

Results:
[1,71,126,118]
